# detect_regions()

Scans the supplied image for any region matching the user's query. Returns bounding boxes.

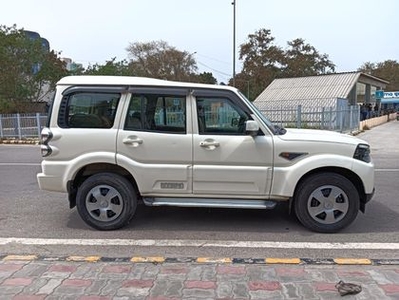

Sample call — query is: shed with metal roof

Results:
[254,72,389,110]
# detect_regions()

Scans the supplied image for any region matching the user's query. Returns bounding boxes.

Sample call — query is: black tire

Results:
[76,172,137,230]
[294,172,360,233]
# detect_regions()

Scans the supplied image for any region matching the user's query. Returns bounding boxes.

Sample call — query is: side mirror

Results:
[245,120,259,136]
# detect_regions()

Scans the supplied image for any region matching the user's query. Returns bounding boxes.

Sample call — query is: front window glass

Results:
[196,97,249,135]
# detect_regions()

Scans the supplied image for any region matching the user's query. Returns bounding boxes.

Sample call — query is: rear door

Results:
[116,88,193,196]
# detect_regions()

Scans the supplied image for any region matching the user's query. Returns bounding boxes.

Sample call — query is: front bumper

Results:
[365,187,375,203]
[360,187,375,213]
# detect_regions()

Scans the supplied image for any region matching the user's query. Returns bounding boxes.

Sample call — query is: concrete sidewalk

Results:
[0,255,399,299]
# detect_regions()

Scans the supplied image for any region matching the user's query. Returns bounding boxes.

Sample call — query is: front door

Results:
[192,92,273,197]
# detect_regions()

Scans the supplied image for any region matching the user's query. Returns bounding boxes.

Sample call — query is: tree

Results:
[0,25,67,113]
[234,28,335,100]
[235,29,284,100]
[126,40,198,81]
[358,60,399,91]
[282,38,335,77]
[191,72,217,84]
[84,57,134,76]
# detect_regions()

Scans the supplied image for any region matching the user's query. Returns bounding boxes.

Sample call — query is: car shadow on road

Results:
[347,200,399,234]
[66,202,302,234]
[130,202,300,233]
[66,198,399,237]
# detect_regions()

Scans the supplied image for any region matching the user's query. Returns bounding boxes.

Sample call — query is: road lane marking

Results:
[1,238,399,250]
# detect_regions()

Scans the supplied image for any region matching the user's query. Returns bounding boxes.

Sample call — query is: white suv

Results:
[37,76,375,233]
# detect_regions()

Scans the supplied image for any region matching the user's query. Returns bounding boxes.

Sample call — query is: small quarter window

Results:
[59,92,120,128]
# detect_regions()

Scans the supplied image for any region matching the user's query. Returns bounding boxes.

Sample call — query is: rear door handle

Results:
[123,136,143,147]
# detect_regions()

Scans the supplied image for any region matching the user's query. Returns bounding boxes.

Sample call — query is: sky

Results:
[1,0,398,83]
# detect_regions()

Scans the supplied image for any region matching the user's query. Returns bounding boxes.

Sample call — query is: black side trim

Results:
[279,152,308,161]
[62,85,129,96]
[127,87,189,96]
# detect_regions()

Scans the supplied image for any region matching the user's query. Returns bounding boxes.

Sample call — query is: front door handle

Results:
[200,139,220,150]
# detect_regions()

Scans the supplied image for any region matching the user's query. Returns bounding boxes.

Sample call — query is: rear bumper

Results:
[36,160,70,192]
[37,172,67,192]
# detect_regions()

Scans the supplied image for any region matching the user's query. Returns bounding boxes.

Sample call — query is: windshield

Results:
[237,91,284,135]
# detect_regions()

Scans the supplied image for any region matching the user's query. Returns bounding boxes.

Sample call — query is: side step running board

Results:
[142,197,277,210]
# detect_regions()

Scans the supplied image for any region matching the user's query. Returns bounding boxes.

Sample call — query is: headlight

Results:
[353,144,370,163]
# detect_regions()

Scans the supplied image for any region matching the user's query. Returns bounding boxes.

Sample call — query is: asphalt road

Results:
[0,121,398,260]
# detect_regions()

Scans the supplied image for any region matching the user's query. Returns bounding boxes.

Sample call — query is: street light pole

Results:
[232,0,236,87]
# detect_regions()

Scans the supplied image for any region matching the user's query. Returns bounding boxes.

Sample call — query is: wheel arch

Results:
[67,163,139,209]
[290,167,367,213]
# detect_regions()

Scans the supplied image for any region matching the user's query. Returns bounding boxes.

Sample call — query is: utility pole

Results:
[232,0,236,87]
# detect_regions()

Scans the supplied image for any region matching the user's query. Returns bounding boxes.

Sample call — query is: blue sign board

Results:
[383,91,399,98]
[375,90,384,99]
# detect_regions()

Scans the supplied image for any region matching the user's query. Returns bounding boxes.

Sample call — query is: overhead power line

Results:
[196,61,232,81]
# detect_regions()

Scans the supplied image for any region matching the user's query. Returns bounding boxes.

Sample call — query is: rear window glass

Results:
[59,92,120,128]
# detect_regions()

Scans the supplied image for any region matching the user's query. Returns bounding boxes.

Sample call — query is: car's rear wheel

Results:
[294,173,360,233]
[76,172,137,230]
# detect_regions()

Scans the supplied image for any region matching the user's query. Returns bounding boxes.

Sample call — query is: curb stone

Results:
[2,255,399,266]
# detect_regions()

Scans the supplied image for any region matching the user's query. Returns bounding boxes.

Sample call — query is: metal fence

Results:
[260,105,360,133]
[0,106,361,139]
[0,113,48,139]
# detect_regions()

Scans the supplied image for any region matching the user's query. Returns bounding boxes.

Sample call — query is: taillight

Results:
[40,127,53,157]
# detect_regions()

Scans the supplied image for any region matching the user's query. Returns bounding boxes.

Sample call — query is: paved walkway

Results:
[0,255,399,299]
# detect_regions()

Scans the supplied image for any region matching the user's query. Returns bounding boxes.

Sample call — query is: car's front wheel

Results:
[294,173,360,233]
[76,173,137,230]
